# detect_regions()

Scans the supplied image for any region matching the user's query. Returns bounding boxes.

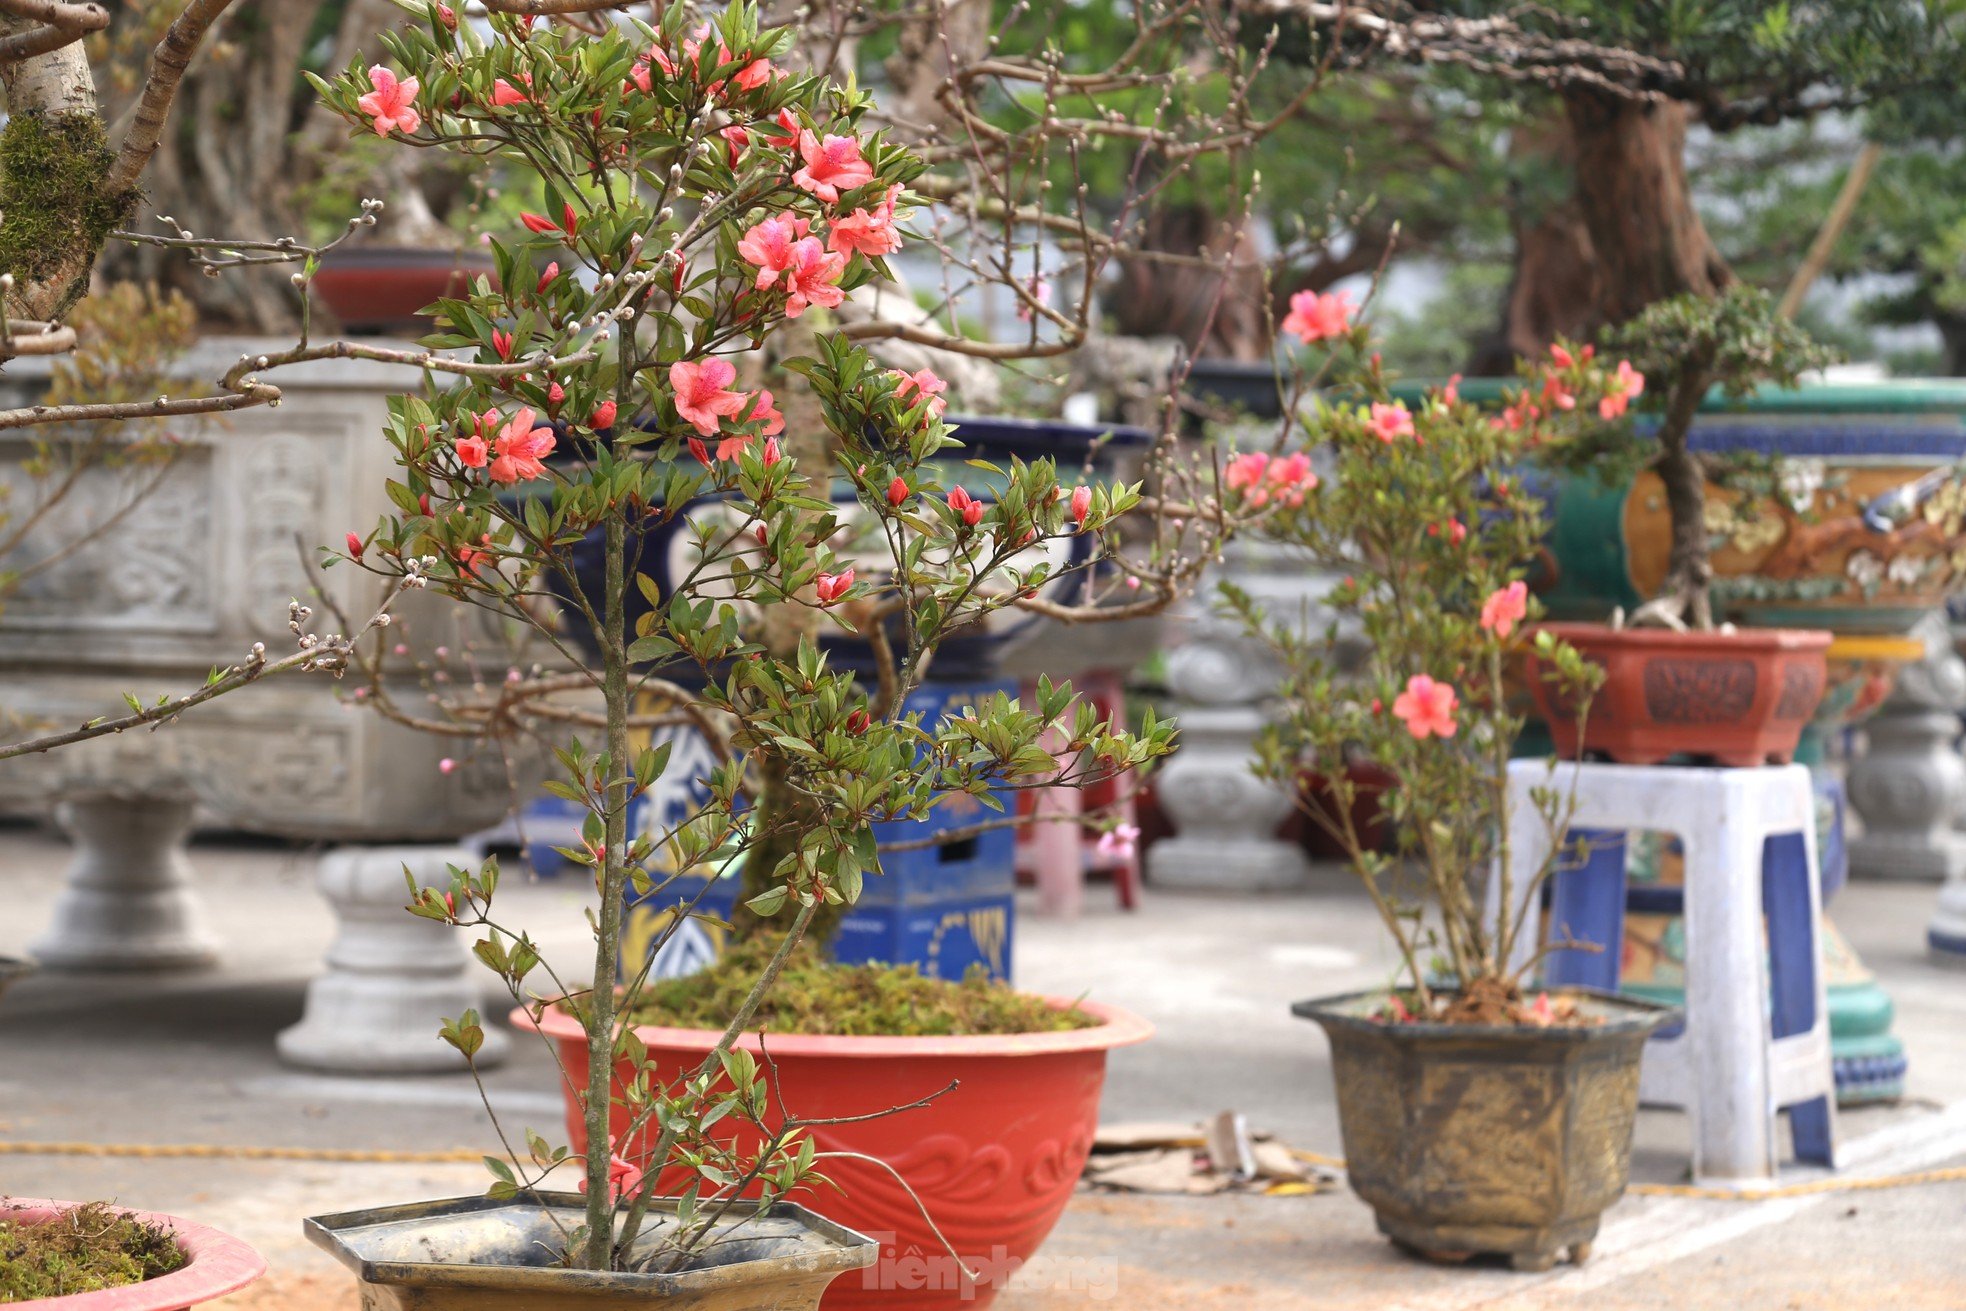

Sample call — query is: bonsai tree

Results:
[306,1,1209,1273]
[1228,306,1631,1015]
[1531,286,1836,629]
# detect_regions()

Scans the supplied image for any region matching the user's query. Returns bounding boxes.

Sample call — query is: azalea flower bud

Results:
[688,437,710,465]
[1070,484,1092,525]
[762,436,782,467]
[438,757,457,774]
[590,400,617,430]
[887,476,908,507]
[346,531,365,559]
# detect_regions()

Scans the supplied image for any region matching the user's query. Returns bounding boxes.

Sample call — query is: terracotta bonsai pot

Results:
[313,245,497,335]
[1293,990,1676,1271]
[307,1192,874,1311]
[518,997,1152,1310]
[1525,623,1832,766]
[1,1199,264,1311]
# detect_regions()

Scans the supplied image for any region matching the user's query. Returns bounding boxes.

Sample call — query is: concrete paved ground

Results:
[2,821,1963,1308]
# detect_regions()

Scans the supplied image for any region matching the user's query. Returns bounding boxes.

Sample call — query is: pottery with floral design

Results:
[0,1200,264,1311]
[1524,623,1832,766]
[1535,381,1966,634]
[518,998,1152,1311]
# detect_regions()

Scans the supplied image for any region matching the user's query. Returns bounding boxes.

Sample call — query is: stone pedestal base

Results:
[278,845,508,1073]
[1929,876,1966,965]
[1146,835,1312,893]
[1146,707,1309,893]
[30,794,219,970]
[1846,703,1966,881]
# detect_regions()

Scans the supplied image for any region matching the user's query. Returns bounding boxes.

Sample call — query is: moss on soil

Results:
[623,944,1097,1037]
[0,1202,186,1302]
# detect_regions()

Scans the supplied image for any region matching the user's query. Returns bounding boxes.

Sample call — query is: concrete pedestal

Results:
[277,845,509,1073]
[1847,620,1966,881]
[29,792,219,970]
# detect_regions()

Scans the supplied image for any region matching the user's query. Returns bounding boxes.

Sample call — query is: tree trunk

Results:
[1467,113,1597,374]
[1108,203,1270,360]
[1562,89,1730,325]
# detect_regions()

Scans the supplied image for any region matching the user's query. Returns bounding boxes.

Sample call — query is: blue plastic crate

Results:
[831,891,1014,981]
[618,678,1018,983]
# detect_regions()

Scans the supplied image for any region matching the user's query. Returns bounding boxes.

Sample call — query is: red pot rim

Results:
[1531,621,1833,653]
[514,992,1153,1058]
[0,1200,265,1311]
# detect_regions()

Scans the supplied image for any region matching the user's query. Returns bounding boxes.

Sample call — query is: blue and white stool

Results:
[1495,760,1837,1185]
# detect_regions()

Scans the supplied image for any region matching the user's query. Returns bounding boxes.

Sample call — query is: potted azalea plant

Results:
[0,1201,264,1311]
[1521,287,1839,764]
[303,6,1203,1309]
[1229,316,1676,1271]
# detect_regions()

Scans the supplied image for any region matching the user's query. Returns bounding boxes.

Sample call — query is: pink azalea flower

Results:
[719,124,750,165]
[606,1151,643,1204]
[1443,373,1462,406]
[1392,674,1459,740]
[1225,451,1273,506]
[781,238,846,318]
[1015,274,1051,323]
[827,187,903,258]
[1280,289,1355,343]
[357,65,421,137]
[762,108,802,149]
[792,131,874,204]
[814,568,854,604]
[1070,484,1093,525]
[744,390,785,436]
[487,408,556,484]
[1479,580,1529,639]
[1267,451,1317,506]
[1093,823,1140,862]
[947,485,983,527]
[891,368,947,416]
[669,358,748,436]
[1600,360,1646,419]
[1549,343,1575,369]
[454,429,490,468]
[736,214,811,289]
[1367,402,1414,443]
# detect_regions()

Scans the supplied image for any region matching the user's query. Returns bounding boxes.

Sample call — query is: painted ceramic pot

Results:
[1532,381,1966,635]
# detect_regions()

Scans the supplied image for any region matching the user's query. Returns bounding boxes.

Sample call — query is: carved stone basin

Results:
[0,338,529,988]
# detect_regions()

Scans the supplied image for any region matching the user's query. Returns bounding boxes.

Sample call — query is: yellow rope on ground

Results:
[6,1140,1965,1202]
[0,1141,485,1165]
[1288,1149,1966,1201]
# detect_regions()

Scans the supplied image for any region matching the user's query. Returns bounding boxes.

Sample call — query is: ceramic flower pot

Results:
[306,1192,874,1311]
[1292,990,1676,1271]
[1524,623,1832,766]
[1,1200,264,1311]
[517,997,1152,1310]
[313,245,498,336]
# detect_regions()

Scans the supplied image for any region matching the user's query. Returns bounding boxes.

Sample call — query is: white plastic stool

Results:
[1496,760,1837,1185]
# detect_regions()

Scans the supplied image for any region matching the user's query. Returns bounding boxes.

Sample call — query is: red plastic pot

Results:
[1525,623,1832,767]
[312,245,497,335]
[0,1200,264,1311]
[518,998,1151,1310]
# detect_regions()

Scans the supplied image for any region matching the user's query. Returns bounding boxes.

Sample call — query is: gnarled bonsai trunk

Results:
[1562,90,1730,324]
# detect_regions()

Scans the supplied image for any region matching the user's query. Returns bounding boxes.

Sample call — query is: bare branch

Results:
[0,0,107,62]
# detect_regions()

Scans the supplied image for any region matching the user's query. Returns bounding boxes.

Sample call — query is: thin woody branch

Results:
[0,0,106,61]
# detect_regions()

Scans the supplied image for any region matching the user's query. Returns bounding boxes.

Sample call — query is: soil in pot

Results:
[0,1203,185,1301]
[1524,622,1831,767]
[521,949,1150,1310]
[1294,987,1676,1271]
